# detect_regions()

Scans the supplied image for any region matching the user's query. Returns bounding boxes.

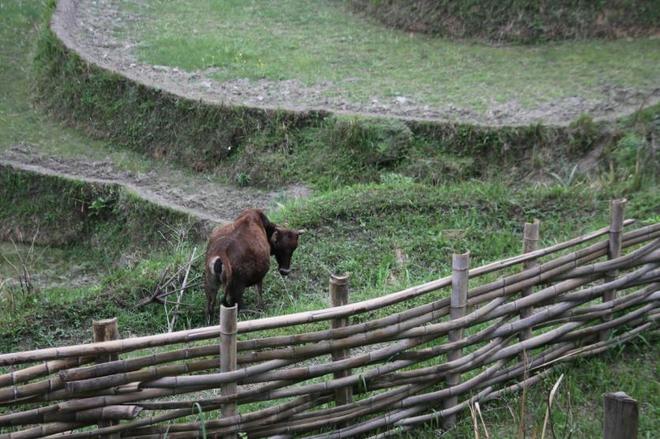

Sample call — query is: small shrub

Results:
[608,133,655,191]
[235,172,251,187]
[612,133,646,168]
[379,172,414,186]
[569,114,600,155]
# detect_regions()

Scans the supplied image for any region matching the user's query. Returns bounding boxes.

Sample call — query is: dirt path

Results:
[53,0,659,127]
[1,145,310,225]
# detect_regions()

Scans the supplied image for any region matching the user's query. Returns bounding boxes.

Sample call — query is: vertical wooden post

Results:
[443,252,469,430]
[519,220,540,343]
[330,274,352,406]
[601,199,626,341]
[604,392,638,439]
[220,304,238,439]
[92,318,120,438]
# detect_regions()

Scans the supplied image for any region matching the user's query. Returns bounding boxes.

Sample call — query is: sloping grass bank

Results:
[349,0,660,43]
[0,164,207,250]
[34,20,322,172]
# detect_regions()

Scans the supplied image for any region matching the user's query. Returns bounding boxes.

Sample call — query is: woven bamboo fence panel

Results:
[0,204,658,438]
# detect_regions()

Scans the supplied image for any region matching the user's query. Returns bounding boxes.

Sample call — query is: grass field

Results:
[2,170,658,436]
[0,0,658,437]
[123,0,660,113]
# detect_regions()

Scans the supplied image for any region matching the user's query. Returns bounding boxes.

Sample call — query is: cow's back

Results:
[206,210,271,288]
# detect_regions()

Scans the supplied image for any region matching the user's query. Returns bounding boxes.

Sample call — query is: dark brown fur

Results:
[204,209,303,323]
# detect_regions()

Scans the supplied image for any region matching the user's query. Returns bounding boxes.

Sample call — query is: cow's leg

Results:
[256,281,264,309]
[207,294,218,325]
[205,270,220,325]
[223,282,245,309]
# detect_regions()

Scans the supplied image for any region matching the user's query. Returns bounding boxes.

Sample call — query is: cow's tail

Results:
[209,256,224,279]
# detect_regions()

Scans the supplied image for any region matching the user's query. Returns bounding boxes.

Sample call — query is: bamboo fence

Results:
[0,200,658,438]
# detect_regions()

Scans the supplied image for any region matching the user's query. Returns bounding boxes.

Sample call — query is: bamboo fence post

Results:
[443,252,469,430]
[603,392,638,439]
[519,220,540,343]
[220,304,238,439]
[602,199,626,341]
[92,318,120,439]
[330,274,352,406]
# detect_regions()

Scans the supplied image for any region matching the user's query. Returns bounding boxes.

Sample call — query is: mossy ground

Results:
[0,0,658,437]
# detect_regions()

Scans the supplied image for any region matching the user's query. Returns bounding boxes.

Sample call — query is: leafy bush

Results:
[608,133,655,191]
[569,114,600,155]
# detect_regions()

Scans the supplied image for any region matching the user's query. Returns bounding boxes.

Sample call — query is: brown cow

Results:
[204,209,304,322]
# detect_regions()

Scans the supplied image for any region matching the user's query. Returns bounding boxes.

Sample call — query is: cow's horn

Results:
[297,229,306,235]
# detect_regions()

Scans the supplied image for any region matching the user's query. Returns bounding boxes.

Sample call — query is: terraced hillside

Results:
[0,0,658,437]
[56,0,659,125]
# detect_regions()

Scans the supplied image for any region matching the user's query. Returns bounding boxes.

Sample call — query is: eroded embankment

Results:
[0,162,211,248]
[35,0,659,180]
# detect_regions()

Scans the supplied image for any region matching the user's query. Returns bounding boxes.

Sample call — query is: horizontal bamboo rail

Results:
[12,296,652,436]
[0,216,658,439]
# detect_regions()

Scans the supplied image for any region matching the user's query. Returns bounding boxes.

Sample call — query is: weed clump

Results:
[402,154,476,185]
[605,132,656,191]
[569,114,601,155]
[326,117,413,167]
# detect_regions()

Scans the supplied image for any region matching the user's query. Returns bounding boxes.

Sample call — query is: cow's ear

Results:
[270,229,280,245]
[297,229,306,236]
[258,210,276,237]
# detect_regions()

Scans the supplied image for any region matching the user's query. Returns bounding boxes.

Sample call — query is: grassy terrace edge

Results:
[0,163,208,250]
[348,0,660,43]
[34,0,660,180]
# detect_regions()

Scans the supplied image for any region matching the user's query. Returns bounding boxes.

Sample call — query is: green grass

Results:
[2,172,657,347]
[428,339,659,438]
[125,0,660,112]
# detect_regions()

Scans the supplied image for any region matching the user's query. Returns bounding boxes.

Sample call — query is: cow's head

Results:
[270,227,305,276]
